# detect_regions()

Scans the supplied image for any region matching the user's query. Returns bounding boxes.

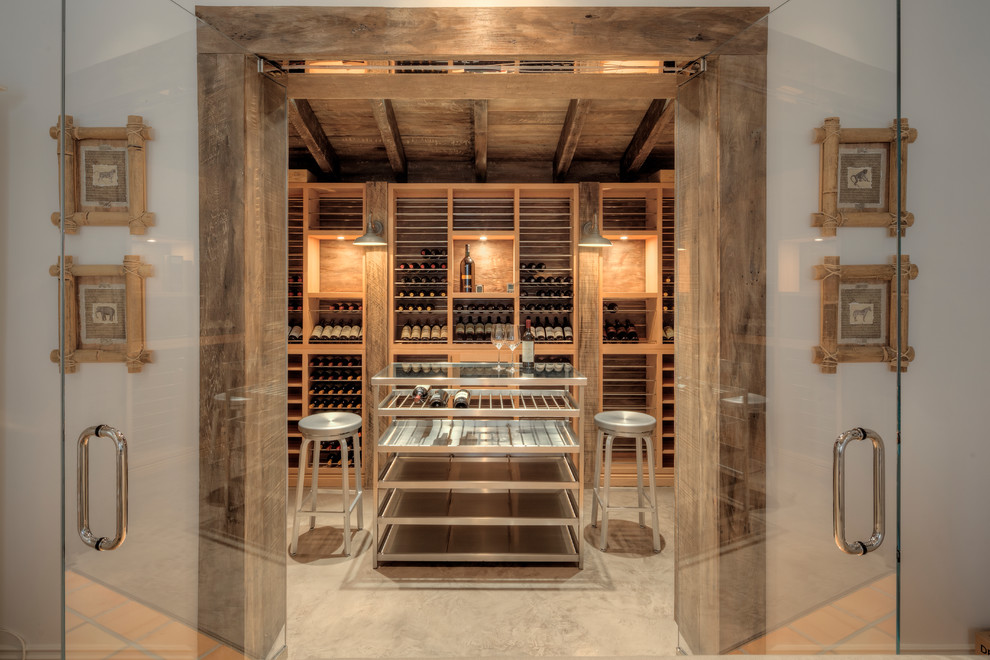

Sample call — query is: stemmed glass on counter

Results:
[504,325,519,373]
[492,325,505,371]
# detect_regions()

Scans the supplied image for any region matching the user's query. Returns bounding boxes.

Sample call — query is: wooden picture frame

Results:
[813,117,917,237]
[813,255,918,373]
[50,115,155,235]
[50,255,154,373]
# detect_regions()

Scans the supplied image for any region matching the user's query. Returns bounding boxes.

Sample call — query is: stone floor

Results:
[286,487,678,659]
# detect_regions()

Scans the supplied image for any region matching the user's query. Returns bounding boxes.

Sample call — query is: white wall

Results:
[2,0,988,655]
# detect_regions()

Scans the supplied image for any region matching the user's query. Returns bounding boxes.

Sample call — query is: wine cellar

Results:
[286,176,675,489]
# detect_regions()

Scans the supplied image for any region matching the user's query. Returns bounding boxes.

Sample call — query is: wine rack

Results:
[394,195,450,344]
[602,298,656,344]
[519,193,574,346]
[309,299,364,343]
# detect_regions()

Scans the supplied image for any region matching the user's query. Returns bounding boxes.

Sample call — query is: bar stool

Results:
[290,411,363,556]
[590,410,662,552]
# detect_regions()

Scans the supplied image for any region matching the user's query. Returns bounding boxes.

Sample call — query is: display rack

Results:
[371,362,586,566]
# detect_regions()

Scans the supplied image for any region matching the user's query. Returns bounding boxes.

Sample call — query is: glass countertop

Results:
[371,361,587,386]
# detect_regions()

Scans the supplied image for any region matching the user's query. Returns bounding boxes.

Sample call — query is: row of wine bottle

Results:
[519,275,573,284]
[310,368,361,381]
[309,384,360,395]
[453,316,513,341]
[525,316,574,342]
[395,303,439,312]
[397,261,447,270]
[310,396,361,410]
[309,356,361,368]
[603,319,640,342]
[409,385,470,409]
[519,289,573,298]
[310,320,363,341]
[397,275,445,285]
[522,302,572,312]
[453,302,512,312]
[399,322,449,341]
[396,289,445,298]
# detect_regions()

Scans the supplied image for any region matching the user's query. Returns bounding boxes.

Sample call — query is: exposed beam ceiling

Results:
[553,99,592,183]
[195,6,769,59]
[370,99,408,182]
[473,100,488,183]
[288,73,678,101]
[621,99,676,179]
[287,98,339,177]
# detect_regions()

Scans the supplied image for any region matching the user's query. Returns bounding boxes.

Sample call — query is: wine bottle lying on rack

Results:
[427,389,449,408]
[452,389,471,408]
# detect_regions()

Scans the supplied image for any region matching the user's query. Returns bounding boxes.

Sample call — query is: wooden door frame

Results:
[195,6,768,656]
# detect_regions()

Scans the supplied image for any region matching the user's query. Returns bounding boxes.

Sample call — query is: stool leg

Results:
[309,441,321,531]
[600,432,615,551]
[340,435,352,556]
[353,433,364,531]
[635,435,646,528]
[290,438,310,556]
[645,429,661,553]
[590,427,605,528]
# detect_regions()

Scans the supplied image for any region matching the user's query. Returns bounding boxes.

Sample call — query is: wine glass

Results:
[491,325,505,371]
[504,324,519,373]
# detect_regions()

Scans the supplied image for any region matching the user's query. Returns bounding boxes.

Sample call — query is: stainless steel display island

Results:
[370,362,587,568]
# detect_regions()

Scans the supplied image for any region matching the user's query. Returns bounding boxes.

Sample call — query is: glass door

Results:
[674,0,903,654]
[59,1,286,658]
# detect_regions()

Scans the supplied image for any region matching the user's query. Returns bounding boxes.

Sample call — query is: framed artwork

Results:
[813,117,917,237]
[813,255,918,373]
[50,255,154,373]
[50,115,155,235]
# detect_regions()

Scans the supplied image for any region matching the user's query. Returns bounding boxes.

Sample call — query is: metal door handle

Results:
[833,427,884,555]
[77,425,128,551]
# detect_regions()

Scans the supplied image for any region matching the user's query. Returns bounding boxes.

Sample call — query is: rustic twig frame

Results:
[812,255,918,373]
[813,117,917,237]
[50,255,154,373]
[50,115,155,235]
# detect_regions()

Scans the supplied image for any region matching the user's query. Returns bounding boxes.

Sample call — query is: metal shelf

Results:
[378,455,578,490]
[372,361,587,387]
[377,523,579,563]
[377,389,580,417]
[378,419,579,452]
[378,490,578,525]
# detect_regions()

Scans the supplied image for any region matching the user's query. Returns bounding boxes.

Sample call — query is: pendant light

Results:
[353,219,386,246]
[578,212,612,247]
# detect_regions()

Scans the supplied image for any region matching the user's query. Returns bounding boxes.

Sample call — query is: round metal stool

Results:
[590,410,661,552]
[291,412,363,556]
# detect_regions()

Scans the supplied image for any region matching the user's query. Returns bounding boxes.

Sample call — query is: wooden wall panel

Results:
[363,181,389,486]
[674,51,767,655]
[197,49,287,659]
[577,182,602,484]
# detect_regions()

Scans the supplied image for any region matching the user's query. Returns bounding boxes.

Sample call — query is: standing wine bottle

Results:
[562,317,573,341]
[551,316,564,341]
[459,243,474,292]
[484,315,494,340]
[521,318,535,370]
[533,317,546,341]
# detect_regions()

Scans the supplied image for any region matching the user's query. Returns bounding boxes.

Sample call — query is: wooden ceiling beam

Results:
[370,99,407,182]
[473,100,488,183]
[288,73,677,101]
[620,98,675,178]
[287,98,339,177]
[196,7,768,59]
[553,99,592,183]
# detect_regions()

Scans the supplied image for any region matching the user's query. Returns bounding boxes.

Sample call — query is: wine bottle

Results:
[464,316,476,340]
[521,318,535,369]
[410,324,422,340]
[625,321,639,342]
[289,324,303,340]
[454,317,465,341]
[459,243,474,292]
[427,389,449,408]
[440,324,449,340]
[605,320,617,341]
[430,323,442,341]
[310,320,325,341]
[484,315,494,339]
[452,389,471,408]
[533,318,546,341]
[563,317,573,341]
[551,316,564,340]
[411,384,430,402]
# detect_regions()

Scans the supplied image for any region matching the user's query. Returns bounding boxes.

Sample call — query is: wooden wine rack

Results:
[285,177,675,488]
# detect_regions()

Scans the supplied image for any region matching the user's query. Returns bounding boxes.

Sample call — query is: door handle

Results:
[77,425,128,551]
[832,427,884,555]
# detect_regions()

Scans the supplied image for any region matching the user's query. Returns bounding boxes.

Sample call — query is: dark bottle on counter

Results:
[459,243,474,292]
